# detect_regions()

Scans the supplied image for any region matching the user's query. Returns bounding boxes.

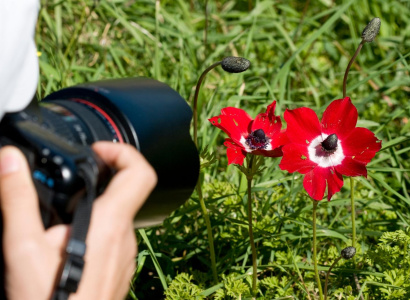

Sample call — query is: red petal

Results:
[303,168,327,201]
[256,147,283,158]
[251,101,282,137]
[224,139,246,165]
[251,113,282,137]
[327,168,344,201]
[303,167,344,201]
[335,157,368,177]
[321,97,358,138]
[279,144,316,174]
[269,128,290,149]
[342,127,381,164]
[266,101,277,120]
[284,107,321,145]
[209,107,252,144]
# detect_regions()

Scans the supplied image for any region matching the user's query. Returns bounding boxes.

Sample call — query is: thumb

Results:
[0,146,44,238]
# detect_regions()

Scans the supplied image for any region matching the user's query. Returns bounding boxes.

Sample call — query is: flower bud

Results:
[361,18,381,43]
[221,57,251,73]
[341,246,356,259]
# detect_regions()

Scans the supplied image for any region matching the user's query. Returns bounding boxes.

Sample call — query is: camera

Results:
[0,77,199,297]
[0,77,199,228]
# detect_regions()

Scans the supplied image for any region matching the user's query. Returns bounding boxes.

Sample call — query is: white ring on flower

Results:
[308,134,344,168]
[240,136,272,152]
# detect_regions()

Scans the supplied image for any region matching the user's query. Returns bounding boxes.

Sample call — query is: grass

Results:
[36,0,410,299]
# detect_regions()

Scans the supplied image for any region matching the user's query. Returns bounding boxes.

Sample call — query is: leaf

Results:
[138,229,168,291]
[200,145,218,169]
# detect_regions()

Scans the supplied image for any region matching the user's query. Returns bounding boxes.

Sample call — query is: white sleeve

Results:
[0,0,40,120]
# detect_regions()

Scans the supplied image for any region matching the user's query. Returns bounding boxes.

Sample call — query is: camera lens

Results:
[38,100,123,145]
[40,77,199,228]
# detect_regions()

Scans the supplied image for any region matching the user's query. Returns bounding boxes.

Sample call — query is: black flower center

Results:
[321,134,338,153]
[245,129,269,150]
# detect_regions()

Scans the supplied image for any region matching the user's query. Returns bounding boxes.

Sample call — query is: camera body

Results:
[0,77,199,228]
[0,111,110,227]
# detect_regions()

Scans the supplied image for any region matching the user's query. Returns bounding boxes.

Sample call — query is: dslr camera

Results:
[0,77,199,228]
[0,77,199,297]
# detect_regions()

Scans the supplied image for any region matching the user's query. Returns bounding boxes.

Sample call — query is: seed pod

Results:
[341,246,356,259]
[362,18,381,43]
[221,57,251,73]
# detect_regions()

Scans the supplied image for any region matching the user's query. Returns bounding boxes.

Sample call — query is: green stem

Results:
[351,179,363,299]
[196,180,218,283]
[204,0,208,56]
[193,61,222,148]
[192,61,226,284]
[154,0,161,80]
[324,256,342,300]
[343,41,364,98]
[246,156,258,297]
[312,201,324,300]
[350,177,356,249]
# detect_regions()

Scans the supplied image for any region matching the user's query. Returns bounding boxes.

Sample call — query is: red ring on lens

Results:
[72,99,124,143]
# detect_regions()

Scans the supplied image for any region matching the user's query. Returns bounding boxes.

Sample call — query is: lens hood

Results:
[44,78,199,228]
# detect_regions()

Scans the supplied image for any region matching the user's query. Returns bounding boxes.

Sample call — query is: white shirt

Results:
[0,0,39,120]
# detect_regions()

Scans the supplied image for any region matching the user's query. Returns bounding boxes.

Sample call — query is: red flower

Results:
[209,101,288,165]
[279,97,382,201]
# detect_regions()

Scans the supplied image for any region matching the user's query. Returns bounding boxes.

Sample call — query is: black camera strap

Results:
[52,163,97,300]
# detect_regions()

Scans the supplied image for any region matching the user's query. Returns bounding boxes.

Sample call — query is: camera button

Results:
[42,148,51,156]
[53,156,63,165]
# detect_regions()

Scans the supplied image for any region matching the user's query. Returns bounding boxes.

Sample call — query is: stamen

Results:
[322,134,338,152]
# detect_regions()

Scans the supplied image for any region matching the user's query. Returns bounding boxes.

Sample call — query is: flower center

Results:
[245,129,269,150]
[321,133,338,153]
[308,134,345,168]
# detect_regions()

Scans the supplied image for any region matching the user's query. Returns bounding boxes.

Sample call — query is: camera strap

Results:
[51,163,97,300]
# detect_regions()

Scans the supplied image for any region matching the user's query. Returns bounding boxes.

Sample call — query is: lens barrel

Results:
[42,77,199,228]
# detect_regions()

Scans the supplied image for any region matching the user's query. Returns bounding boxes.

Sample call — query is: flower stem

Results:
[312,201,324,300]
[246,156,258,297]
[349,178,363,299]
[204,0,209,56]
[324,256,342,300]
[343,41,364,98]
[196,181,218,284]
[350,177,356,249]
[193,61,222,148]
[192,62,222,283]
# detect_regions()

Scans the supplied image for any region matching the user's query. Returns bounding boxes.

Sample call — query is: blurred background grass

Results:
[36,0,410,299]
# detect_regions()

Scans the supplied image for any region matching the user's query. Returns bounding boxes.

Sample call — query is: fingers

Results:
[70,222,137,300]
[0,146,44,238]
[44,224,70,252]
[92,142,157,219]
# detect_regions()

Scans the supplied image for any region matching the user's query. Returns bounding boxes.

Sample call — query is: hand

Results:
[0,142,157,300]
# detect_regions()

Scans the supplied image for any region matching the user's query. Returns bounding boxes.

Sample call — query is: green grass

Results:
[37,0,410,299]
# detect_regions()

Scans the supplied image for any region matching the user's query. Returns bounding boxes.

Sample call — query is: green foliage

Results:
[200,145,218,169]
[164,273,205,300]
[364,229,410,299]
[214,274,251,300]
[333,286,356,300]
[260,276,293,298]
[366,229,410,270]
[235,156,267,179]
